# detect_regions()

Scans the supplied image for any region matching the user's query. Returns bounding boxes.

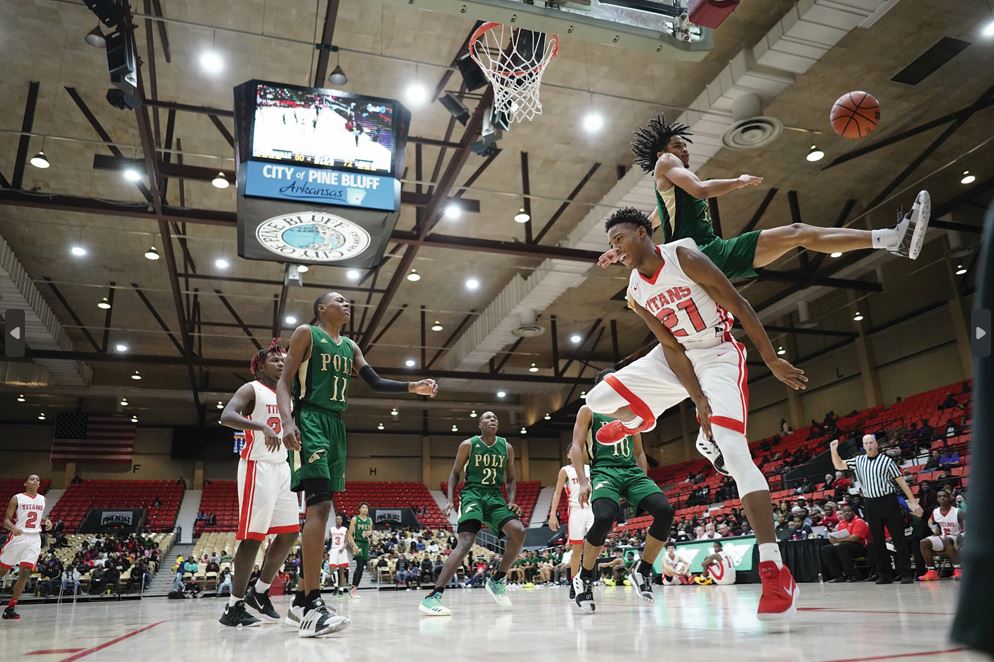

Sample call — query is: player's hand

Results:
[410,379,438,398]
[829,439,840,451]
[692,393,713,442]
[548,513,559,530]
[578,483,592,507]
[738,174,763,188]
[508,503,523,517]
[43,518,52,532]
[442,502,453,517]
[281,418,302,451]
[909,500,923,518]
[597,248,622,269]
[262,424,282,453]
[11,527,22,537]
[767,358,807,390]
[351,544,360,555]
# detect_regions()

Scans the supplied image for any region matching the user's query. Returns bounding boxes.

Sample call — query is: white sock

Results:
[621,416,643,430]
[228,595,241,607]
[871,228,896,250]
[758,543,783,569]
[254,579,271,593]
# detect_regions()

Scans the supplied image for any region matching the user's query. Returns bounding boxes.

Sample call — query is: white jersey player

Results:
[702,543,737,585]
[920,488,966,580]
[328,515,351,593]
[1,474,50,620]
[586,208,807,621]
[218,341,306,629]
[548,460,593,597]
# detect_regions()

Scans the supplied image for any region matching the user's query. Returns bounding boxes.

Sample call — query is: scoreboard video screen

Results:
[248,83,396,174]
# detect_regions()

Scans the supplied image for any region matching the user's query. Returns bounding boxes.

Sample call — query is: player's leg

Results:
[4,566,32,620]
[627,486,675,603]
[574,491,621,613]
[569,542,583,582]
[350,553,367,596]
[245,532,298,619]
[244,462,300,620]
[920,536,942,580]
[420,525,477,616]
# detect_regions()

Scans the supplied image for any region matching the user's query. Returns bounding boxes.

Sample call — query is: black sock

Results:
[637,560,653,576]
[493,571,507,582]
[428,587,444,598]
[293,590,306,607]
[306,589,321,606]
[580,567,593,581]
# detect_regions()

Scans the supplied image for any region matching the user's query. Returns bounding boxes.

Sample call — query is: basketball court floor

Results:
[1,582,976,661]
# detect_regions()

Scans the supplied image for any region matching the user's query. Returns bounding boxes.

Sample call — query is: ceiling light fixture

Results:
[544,413,551,421]
[85,24,106,48]
[528,362,539,373]
[115,343,128,352]
[131,370,142,380]
[17,394,26,403]
[70,245,87,257]
[407,268,421,282]
[569,333,582,344]
[211,171,229,189]
[469,410,477,418]
[465,278,480,291]
[30,151,50,168]
[391,407,398,416]
[296,264,309,273]
[329,47,348,85]
[405,358,416,368]
[830,251,843,258]
[377,422,385,430]
[496,390,507,399]
[144,246,160,260]
[123,167,142,183]
[955,264,967,275]
[131,415,138,423]
[285,315,297,325]
[216,400,223,409]
[580,390,587,398]
[121,398,129,407]
[961,170,976,185]
[431,320,444,332]
[982,18,994,38]
[776,346,786,356]
[405,81,429,106]
[451,424,458,432]
[38,412,46,421]
[214,257,230,270]
[346,269,360,281]
[444,202,461,220]
[582,111,604,133]
[520,427,527,434]
[200,50,224,74]
[513,208,530,223]
[97,297,111,310]
[853,311,864,322]
[805,144,824,162]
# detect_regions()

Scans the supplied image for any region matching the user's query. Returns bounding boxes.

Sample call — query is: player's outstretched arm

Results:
[677,245,807,391]
[350,339,438,397]
[548,467,567,529]
[445,440,472,515]
[570,407,593,506]
[630,298,713,440]
[656,153,761,200]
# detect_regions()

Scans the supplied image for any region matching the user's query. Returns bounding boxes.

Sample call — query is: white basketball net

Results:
[469,22,559,123]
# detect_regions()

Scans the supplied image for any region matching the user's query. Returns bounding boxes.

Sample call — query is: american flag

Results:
[50,413,135,465]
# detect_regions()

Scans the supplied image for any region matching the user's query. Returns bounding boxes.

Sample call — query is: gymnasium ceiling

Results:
[0,0,991,436]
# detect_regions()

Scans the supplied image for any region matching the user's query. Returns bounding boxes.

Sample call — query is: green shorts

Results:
[458,486,519,535]
[355,546,369,564]
[700,230,761,281]
[290,405,347,493]
[590,466,661,508]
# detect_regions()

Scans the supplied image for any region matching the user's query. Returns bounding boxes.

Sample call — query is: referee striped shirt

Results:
[845,453,901,498]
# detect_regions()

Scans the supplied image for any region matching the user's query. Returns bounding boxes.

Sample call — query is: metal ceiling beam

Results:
[207,115,234,148]
[389,230,603,262]
[150,0,171,62]
[520,151,533,242]
[426,310,477,369]
[215,290,262,350]
[42,277,101,352]
[533,162,602,244]
[273,265,290,338]
[364,304,408,355]
[176,272,387,295]
[755,269,882,292]
[11,81,39,190]
[559,319,603,376]
[100,282,115,352]
[131,283,184,355]
[763,324,856,339]
[312,0,341,87]
[739,188,778,234]
[495,336,526,373]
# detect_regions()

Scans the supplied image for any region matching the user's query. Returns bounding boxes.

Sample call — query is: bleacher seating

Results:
[198,480,450,532]
[440,480,542,526]
[48,480,184,532]
[1,478,51,505]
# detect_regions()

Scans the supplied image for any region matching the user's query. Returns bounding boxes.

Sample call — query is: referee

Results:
[830,434,922,584]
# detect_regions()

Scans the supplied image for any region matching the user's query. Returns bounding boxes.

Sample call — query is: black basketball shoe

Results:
[245,585,280,621]
[219,601,261,628]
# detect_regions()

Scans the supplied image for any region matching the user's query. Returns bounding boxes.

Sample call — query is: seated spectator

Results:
[902,470,916,486]
[821,502,840,530]
[822,473,835,490]
[779,418,793,434]
[938,449,960,469]
[820,505,870,582]
[698,522,721,540]
[207,512,217,526]
[151,497,162,508]
[945,418,959,438]
[924,449,941,470]
[789,515,813,541]
[918,481,938,516]
[939,393,957,410]
[833,471,853,499]
[196,511,206,522]
[955,493,967,513]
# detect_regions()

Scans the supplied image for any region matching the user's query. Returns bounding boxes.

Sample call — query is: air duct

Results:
[721,92,783,150]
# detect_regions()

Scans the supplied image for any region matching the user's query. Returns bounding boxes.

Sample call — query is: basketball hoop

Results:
[469,22,559,123]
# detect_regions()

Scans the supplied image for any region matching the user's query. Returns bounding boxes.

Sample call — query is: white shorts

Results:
[926,534,964,552]
[0,532,41,570]
[328,548,350,568]
[237,459,300,541]
[567,506,594,545]
[587,341,748,435]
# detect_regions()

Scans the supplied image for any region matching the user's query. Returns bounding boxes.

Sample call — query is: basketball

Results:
[830,91,881,139]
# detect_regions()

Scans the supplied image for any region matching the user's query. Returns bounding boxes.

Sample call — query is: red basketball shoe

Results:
[595,419,649,444]
[919,569,940,581]
[757,561,798,622]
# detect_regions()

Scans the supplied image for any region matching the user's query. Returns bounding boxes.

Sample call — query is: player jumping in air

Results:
[279,292,437,637]
[585,207,807,620]
[420,412,526,616]
[569,377,676,612]
[218,339,316,629]
[598,117,931,276]
[1,474,51,621]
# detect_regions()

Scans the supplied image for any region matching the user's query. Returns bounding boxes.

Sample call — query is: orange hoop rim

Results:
[468,21,560,78]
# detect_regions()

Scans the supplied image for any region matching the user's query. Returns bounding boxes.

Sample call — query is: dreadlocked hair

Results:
[631,115,693,173]
[250,337,286,376]
[604,207,652,236]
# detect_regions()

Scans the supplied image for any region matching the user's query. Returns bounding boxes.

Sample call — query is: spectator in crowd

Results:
[832,471,853,499]
[938,449,960,470]
[780,419,793,434]
[789,515,813,541]
[925,449,941,471]
[71,475,83,485]
[820,505,870,582]
[394,553,413,589]
[918,481,938,515]
[151,497,162,508]
[172,569,185,593]
[821,502,840,530]
[62,563,82,595]
[955,493,967,513]
[902,470,916,486]
[698,522,721,540]
[939,393,958,410]
[207,512,217,526]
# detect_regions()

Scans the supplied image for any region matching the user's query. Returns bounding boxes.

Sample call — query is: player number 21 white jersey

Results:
[563,465,591,510]
[627,239,734,349]
[240,381,286,463]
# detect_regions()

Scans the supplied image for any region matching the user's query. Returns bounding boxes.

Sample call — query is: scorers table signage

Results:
[244,161,398,212]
